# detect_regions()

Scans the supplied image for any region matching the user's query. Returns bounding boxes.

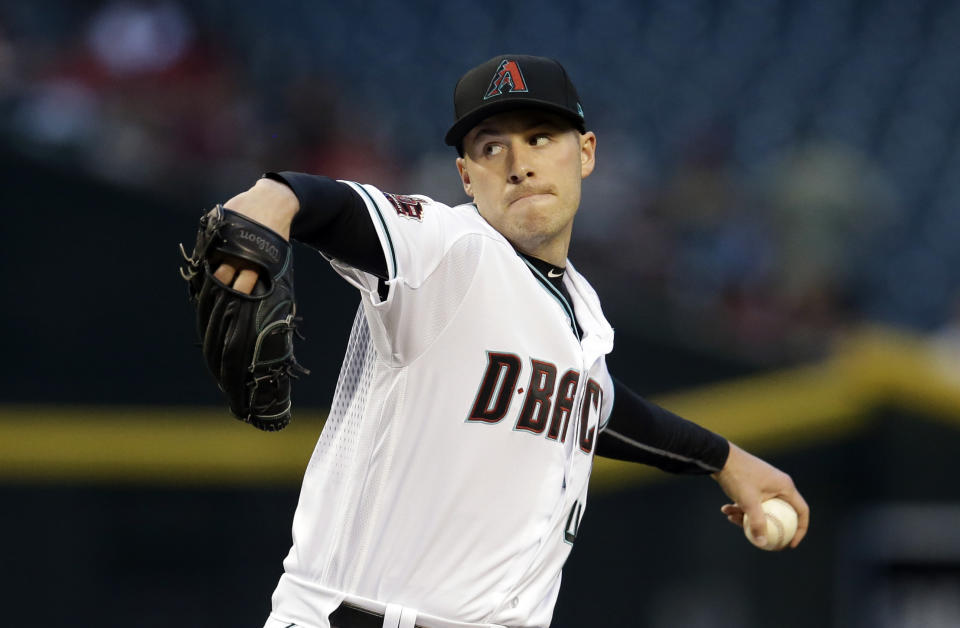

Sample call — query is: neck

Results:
[514,229,572,267]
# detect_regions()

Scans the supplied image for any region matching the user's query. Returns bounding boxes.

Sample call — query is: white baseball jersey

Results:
[268,182,615,628]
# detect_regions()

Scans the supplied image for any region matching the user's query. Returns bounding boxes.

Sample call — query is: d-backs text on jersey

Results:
[466,351,601,454]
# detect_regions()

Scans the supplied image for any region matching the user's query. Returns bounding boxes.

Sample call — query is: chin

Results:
[511,217,562,247]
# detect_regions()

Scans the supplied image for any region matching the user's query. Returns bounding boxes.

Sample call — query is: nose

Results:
[507,141,534,183]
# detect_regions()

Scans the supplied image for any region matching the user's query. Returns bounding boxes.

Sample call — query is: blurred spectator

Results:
[85,1,193,78]
[0,0,954,366]
[277,75,403,190]
[765,139,899,321]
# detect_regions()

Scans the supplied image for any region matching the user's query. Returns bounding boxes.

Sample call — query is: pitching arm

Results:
[596,378,809,547]
[595,377,729,474]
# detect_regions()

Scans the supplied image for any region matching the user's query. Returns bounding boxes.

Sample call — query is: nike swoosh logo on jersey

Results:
[547,269,564,278]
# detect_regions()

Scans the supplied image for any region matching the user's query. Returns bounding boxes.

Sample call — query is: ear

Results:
[456,157,474,197]
[579,131,597,179]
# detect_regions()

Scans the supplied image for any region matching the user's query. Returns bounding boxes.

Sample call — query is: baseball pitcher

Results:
[182,55,809,628]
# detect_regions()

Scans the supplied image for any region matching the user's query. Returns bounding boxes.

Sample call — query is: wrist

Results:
[254,176,300,219]
[711,440,737,481]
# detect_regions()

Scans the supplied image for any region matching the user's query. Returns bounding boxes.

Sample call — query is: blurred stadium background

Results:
[2,0,960,626]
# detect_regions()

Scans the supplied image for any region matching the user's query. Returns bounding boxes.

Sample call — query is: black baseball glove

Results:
[180,204,307,431]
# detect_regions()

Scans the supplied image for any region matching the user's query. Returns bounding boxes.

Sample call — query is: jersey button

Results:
[511,597,519,608]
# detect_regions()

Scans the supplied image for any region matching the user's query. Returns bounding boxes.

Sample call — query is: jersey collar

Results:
[518,252,581,341]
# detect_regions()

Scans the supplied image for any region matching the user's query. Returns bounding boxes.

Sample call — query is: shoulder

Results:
[360,185,505,244]
[345,184,511,275]
[445,202,506,239]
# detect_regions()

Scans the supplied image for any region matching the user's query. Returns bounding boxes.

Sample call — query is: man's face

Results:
[456,110,596,262]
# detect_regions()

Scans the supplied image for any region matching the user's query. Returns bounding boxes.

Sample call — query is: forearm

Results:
[595,377,729,474]
[262,172,387,279]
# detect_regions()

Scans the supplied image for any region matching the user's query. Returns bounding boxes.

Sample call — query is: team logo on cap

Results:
[484,59,528,100]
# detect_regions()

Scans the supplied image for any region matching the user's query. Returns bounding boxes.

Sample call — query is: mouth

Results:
[507,190,553,206]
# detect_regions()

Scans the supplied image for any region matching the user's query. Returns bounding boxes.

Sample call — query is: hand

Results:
[712,442,809,549]
[214,177,300,294]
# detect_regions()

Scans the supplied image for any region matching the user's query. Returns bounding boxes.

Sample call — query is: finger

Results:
[742,501,768,547]
[721,504,744,525]
[785,493,810,548]
[214,261,237,286]
[721,504,744,526]
[233,268,259,294]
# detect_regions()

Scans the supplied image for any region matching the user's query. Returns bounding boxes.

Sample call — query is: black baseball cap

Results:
[445,54,586,152]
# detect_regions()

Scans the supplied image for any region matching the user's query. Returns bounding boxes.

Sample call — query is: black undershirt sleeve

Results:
[262,171,388,280]
[596,377,730,474]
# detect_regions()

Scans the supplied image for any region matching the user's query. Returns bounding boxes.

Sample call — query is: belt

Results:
[328,602,426,628]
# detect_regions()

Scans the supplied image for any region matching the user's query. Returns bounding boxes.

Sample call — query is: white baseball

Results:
[743,498,798,551]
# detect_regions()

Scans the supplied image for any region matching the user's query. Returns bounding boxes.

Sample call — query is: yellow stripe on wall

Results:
[0,406,325,486]
[592,326,960,491]
[590,360,868,492]
[1,326,958,489]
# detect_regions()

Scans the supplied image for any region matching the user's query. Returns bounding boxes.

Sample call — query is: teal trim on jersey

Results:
[520,256,581,339]
[354,183,397,280]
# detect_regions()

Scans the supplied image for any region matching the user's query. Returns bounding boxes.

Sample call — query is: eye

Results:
[483,143,503,156]
[530,133,550,147]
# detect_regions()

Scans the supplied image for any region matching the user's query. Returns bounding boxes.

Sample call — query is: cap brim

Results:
[444,99,586,148]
